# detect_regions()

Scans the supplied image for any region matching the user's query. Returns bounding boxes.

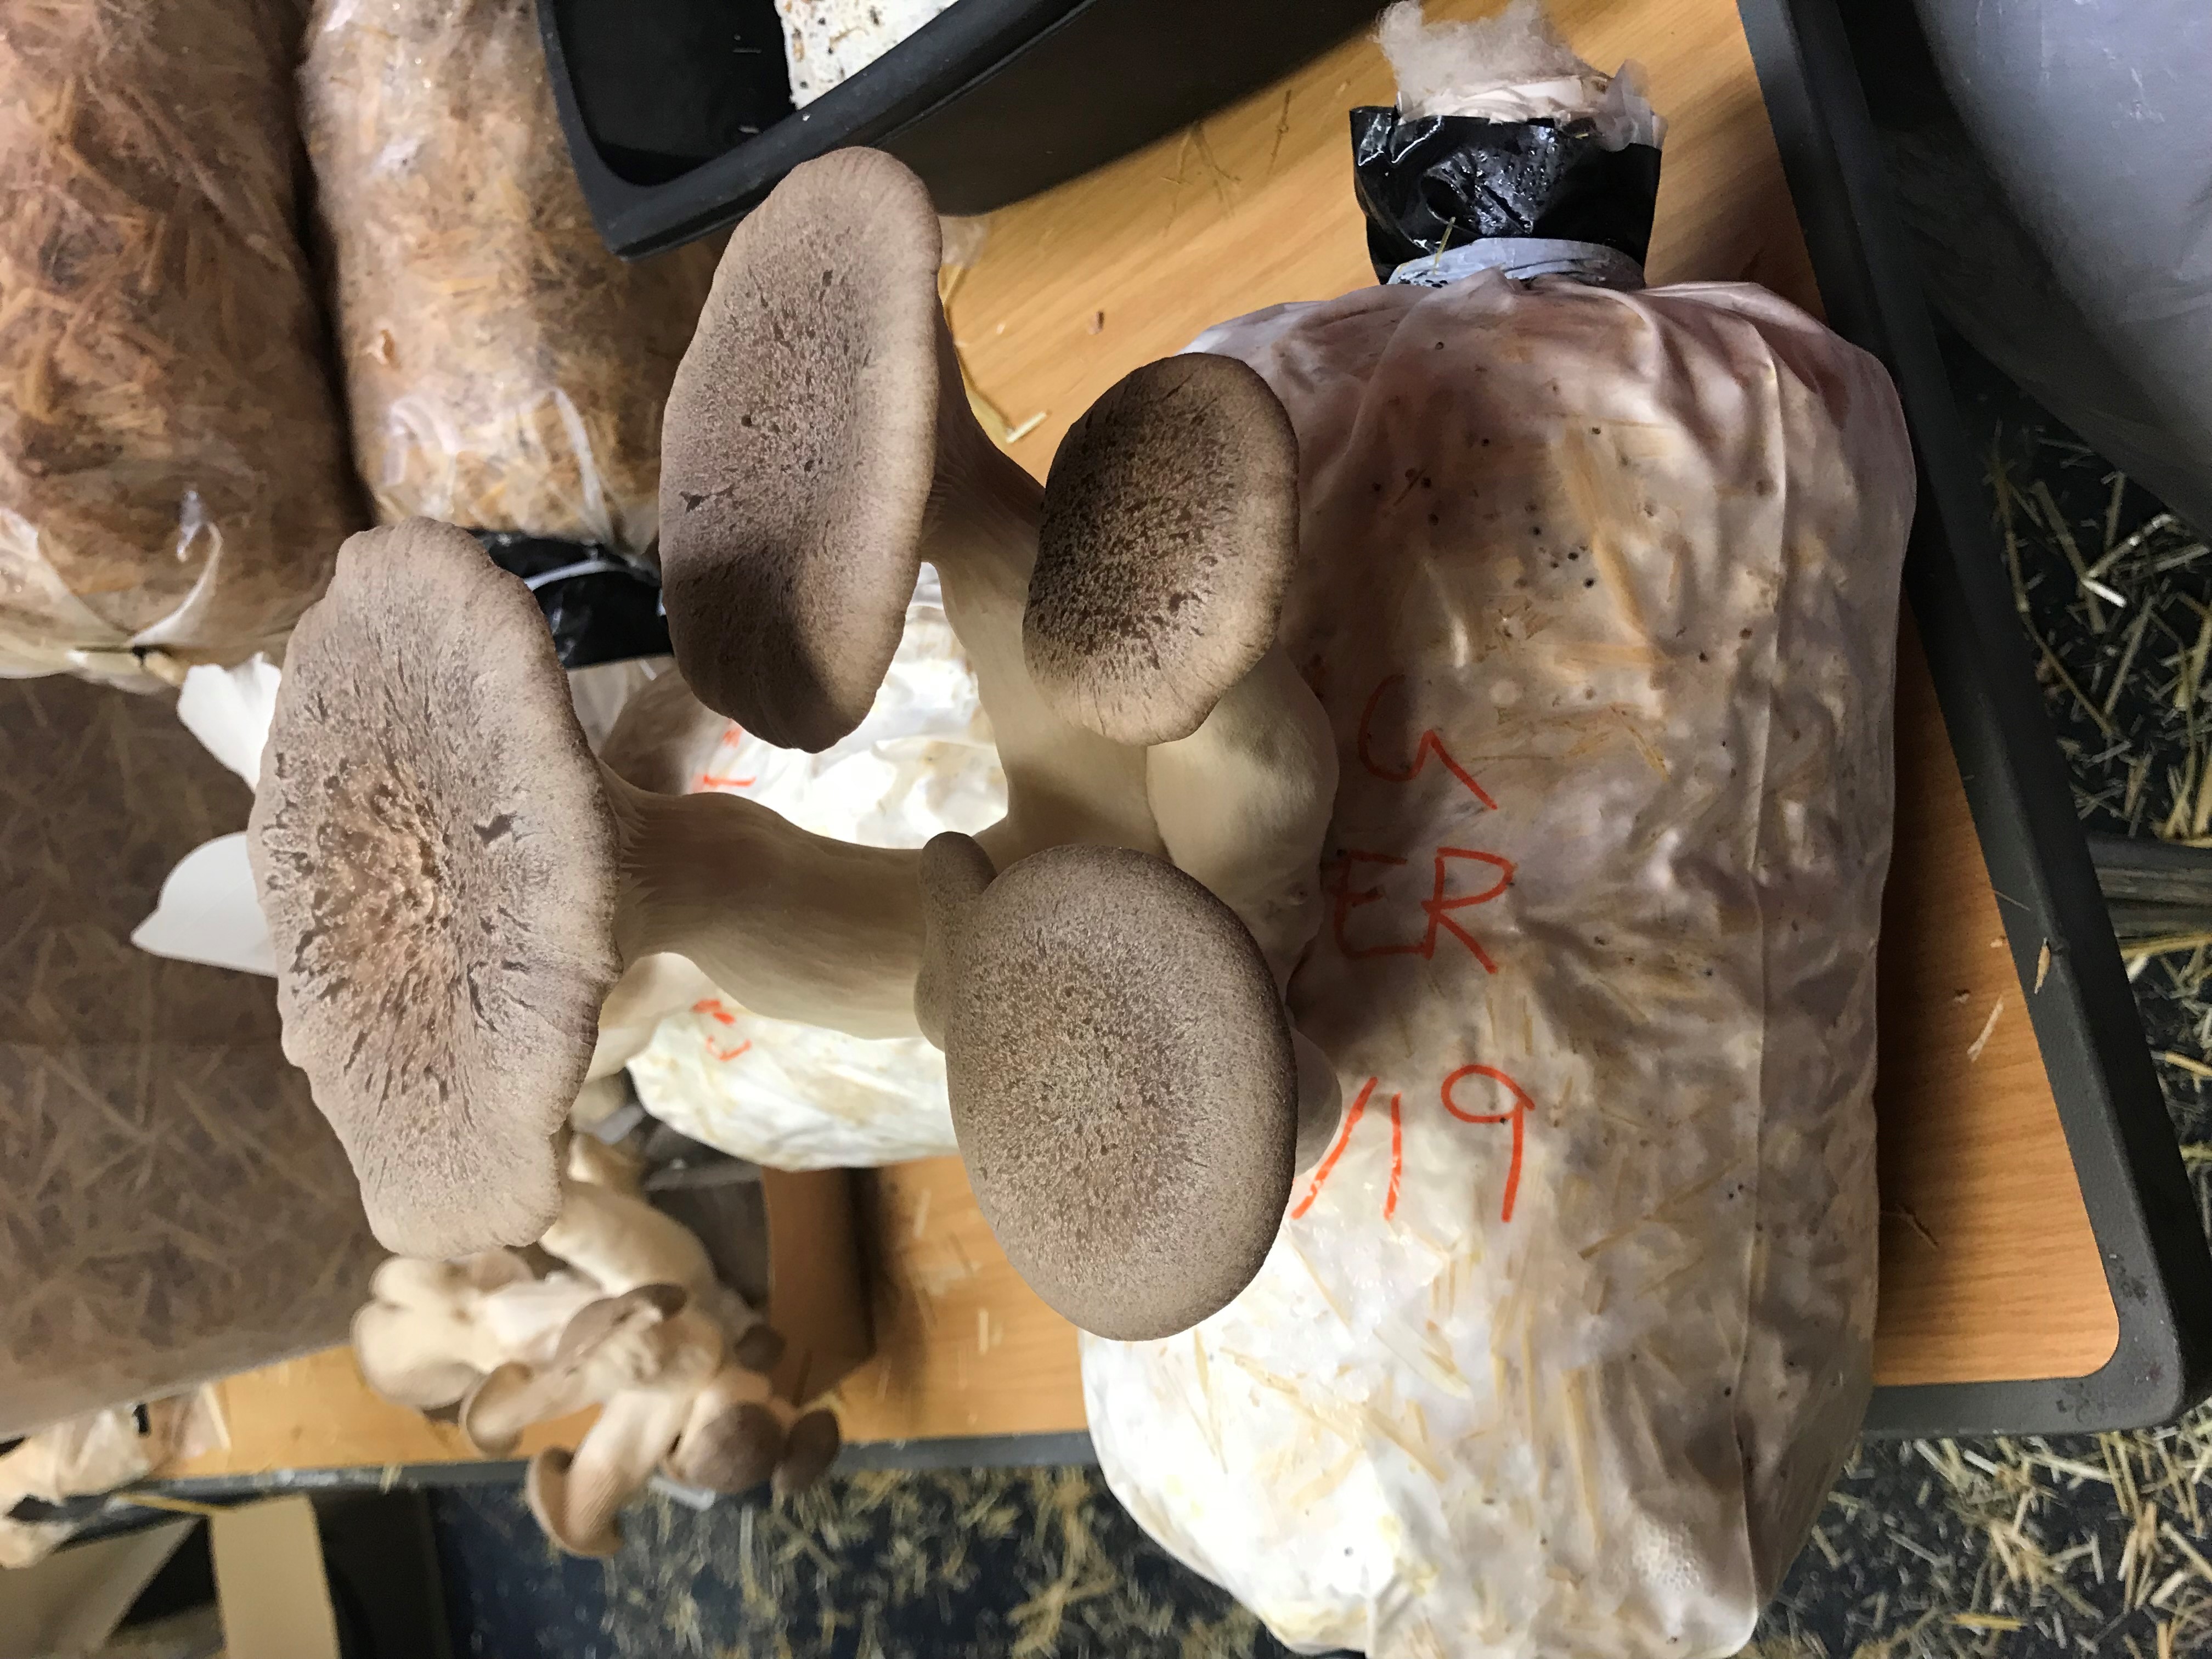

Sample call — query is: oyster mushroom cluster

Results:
[251,147,1338,1344]
[353,1144,837,1555]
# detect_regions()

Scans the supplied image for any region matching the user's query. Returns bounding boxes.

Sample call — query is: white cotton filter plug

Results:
[1376,0,1664,149]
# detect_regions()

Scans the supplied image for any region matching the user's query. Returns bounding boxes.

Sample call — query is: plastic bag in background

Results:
[1859,0,2212,538]
[0,0,363,689]
[1353,0,1663,290]
[0,1392,225,1568]
[1915,0,2212,514]
[626,569,1006,1169]
[1080,7,1911,1655]
[477,533,674,670]
[300,0,721,554]
[0,672,382,1442]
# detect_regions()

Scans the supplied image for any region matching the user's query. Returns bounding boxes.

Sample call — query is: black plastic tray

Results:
[538,0,1386,258]
[1738,0,2212,1435]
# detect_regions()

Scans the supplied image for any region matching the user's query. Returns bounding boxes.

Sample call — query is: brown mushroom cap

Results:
[249,519,624,1260]
[731,1324,788,1375]
[670,1399,786,1493]
[660,148,948,752]
[1026,353,1300,748]
[772,1409,843,1497]
[941,844,1296,1340]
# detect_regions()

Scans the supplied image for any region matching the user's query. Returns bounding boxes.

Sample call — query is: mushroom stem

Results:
[539,1177,718,1304]
[1145,646,1338,987]
[600,768,926,1040]
[931,445,1160,866]
[527,1385,699,1558]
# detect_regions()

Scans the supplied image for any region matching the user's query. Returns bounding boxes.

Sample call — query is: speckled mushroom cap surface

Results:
[659,147,946,752]
[247,518,623,1261]
[1027,352,1300,747]
[942,843,1296,1340]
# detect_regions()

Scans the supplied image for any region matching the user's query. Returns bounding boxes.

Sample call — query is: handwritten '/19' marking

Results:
[1293,1064,1533,1225]
[1440,1065,1531,1223]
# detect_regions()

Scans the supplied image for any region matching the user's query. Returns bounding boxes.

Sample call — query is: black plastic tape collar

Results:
[473,532,672,669]
[1350,108,1662,282]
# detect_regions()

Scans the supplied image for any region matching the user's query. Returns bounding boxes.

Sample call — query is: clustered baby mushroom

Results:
[352,1156,838,1557]
[257,145,1350,1345]
[352,1251,599,1410]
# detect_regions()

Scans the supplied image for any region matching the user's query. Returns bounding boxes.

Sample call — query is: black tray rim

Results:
[1737,0,2212,1436]
[536,0,1097,258]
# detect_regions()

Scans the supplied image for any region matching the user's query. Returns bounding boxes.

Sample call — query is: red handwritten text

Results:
[1292,1076,1380,1220]
[1328,848,1515,970]
[1357,675,1497,808]
[1288,1064,1535,1226]
[1441,1064,1532,1223]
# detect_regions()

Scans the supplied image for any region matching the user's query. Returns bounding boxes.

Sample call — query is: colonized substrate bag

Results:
[1081,8,1915,1655]
[0,0,362,686]
[301,0,721,552]
[0,671,382,1441]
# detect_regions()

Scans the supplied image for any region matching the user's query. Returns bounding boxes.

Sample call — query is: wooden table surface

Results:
[172,0,2114,1480]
